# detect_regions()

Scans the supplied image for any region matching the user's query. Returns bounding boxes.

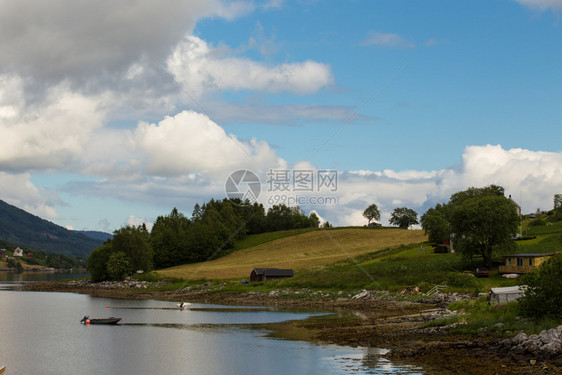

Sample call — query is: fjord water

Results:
[0,276,424,375]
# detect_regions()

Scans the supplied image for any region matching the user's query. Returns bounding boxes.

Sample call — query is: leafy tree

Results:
[106,251,134,280]
[519,254,562,320]
[450,195,518,267]
[448,184,505,207]
[422,185,510,245]
[363,204,381,225]
[309,212,320,228]
[87,243,113,282]
[111,225,153,272]
[389,207,419,229]
[151,208,192,269]
[420,206,450,244]
[555,194,562,209]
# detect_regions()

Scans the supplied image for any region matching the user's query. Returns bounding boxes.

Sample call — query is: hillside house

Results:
[499,253,555,274]
[13,247,23,257]
[250,268,294,282]
[508,195,521,217]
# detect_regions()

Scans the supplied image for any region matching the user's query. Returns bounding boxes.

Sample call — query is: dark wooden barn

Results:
[250,268,294,282]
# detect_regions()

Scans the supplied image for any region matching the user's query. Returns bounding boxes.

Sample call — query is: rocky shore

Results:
[21,280,562,374]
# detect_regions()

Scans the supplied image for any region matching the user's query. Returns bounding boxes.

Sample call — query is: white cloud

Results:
[0,81,107,171]
[132,110,286,177]
[0,172,60,219]
[362,32,415,48]
[302,145,562,226]
[513,0,562,10]
[0,1,250,90]
[126,215,154,232]
[167,36,333,96]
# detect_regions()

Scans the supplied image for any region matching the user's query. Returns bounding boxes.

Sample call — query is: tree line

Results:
[87,199,320,281]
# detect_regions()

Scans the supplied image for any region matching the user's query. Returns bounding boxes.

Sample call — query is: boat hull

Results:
[81,317,121,325]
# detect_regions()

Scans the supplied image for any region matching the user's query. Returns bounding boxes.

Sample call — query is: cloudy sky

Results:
[1,0,561,232]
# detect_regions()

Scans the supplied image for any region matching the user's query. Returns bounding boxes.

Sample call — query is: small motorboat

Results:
[80,315,121,325]
[177,302,191,310]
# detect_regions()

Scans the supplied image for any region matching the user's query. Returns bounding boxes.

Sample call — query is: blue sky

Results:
[1,0,562,232]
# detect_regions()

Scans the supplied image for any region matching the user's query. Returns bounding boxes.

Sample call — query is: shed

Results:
[489,286,526,305]
[250,268,294,282]
[499,253,555,274]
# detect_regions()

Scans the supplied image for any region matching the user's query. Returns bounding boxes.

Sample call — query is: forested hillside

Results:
[0,200,106,258]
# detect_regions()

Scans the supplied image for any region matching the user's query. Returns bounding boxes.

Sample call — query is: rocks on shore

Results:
[66,278,150,289]
[500,326,562,360]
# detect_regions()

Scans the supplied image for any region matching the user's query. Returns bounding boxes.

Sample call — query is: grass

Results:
[515,233,562,254]
[526,220,562,236]
[156,228,427,280]
[231,228,317,250]
[154,220,562,296]
[425,297,562,335]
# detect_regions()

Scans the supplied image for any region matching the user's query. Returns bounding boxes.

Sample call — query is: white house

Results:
[13,247,24,257]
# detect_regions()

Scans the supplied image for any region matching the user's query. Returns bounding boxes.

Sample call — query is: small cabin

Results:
[489,286,526,305]
[250,268,294,282]
[499,253,555,274]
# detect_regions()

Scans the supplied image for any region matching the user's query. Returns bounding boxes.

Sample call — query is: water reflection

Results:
[0,276,426,374]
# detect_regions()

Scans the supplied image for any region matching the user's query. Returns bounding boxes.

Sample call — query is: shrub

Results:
[519,254,562,320]
[443,272,478,289]
[529,218,546,226]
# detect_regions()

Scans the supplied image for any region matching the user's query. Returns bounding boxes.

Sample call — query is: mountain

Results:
[0,200,105,258]
[76,230,113,242]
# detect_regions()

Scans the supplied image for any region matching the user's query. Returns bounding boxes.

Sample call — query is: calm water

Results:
[0,273,424,375]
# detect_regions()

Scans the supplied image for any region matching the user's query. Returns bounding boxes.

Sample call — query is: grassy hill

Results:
[0,200,106,258]
[154,219,562,293]
[156,227,427,280]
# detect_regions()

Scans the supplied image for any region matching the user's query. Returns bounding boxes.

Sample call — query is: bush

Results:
[519,254,562,320]
[529,219,546,226]
[7,258,24,271]
[443,272,478,289]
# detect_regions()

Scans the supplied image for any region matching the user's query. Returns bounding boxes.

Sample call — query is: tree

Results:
[555,194,562,210]
[111,225,153,272]
[363,204,381,225]
[151,208,192,269]
[420,206,450,244]
[519,254,562,320]
[87,243,113,282]
[106,251,134,280]
[448,184,505,207]
[450,195,518,267]
[308,212,320,228]
[389,207,419,228]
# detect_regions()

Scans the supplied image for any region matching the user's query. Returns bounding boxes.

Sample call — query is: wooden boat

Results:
[80,316,121,325]
[0,365,6,374]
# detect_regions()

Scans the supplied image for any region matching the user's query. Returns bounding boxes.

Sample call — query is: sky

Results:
[1,0,562,232]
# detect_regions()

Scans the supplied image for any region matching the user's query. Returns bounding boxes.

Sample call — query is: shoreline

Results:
[19,280,562,374]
